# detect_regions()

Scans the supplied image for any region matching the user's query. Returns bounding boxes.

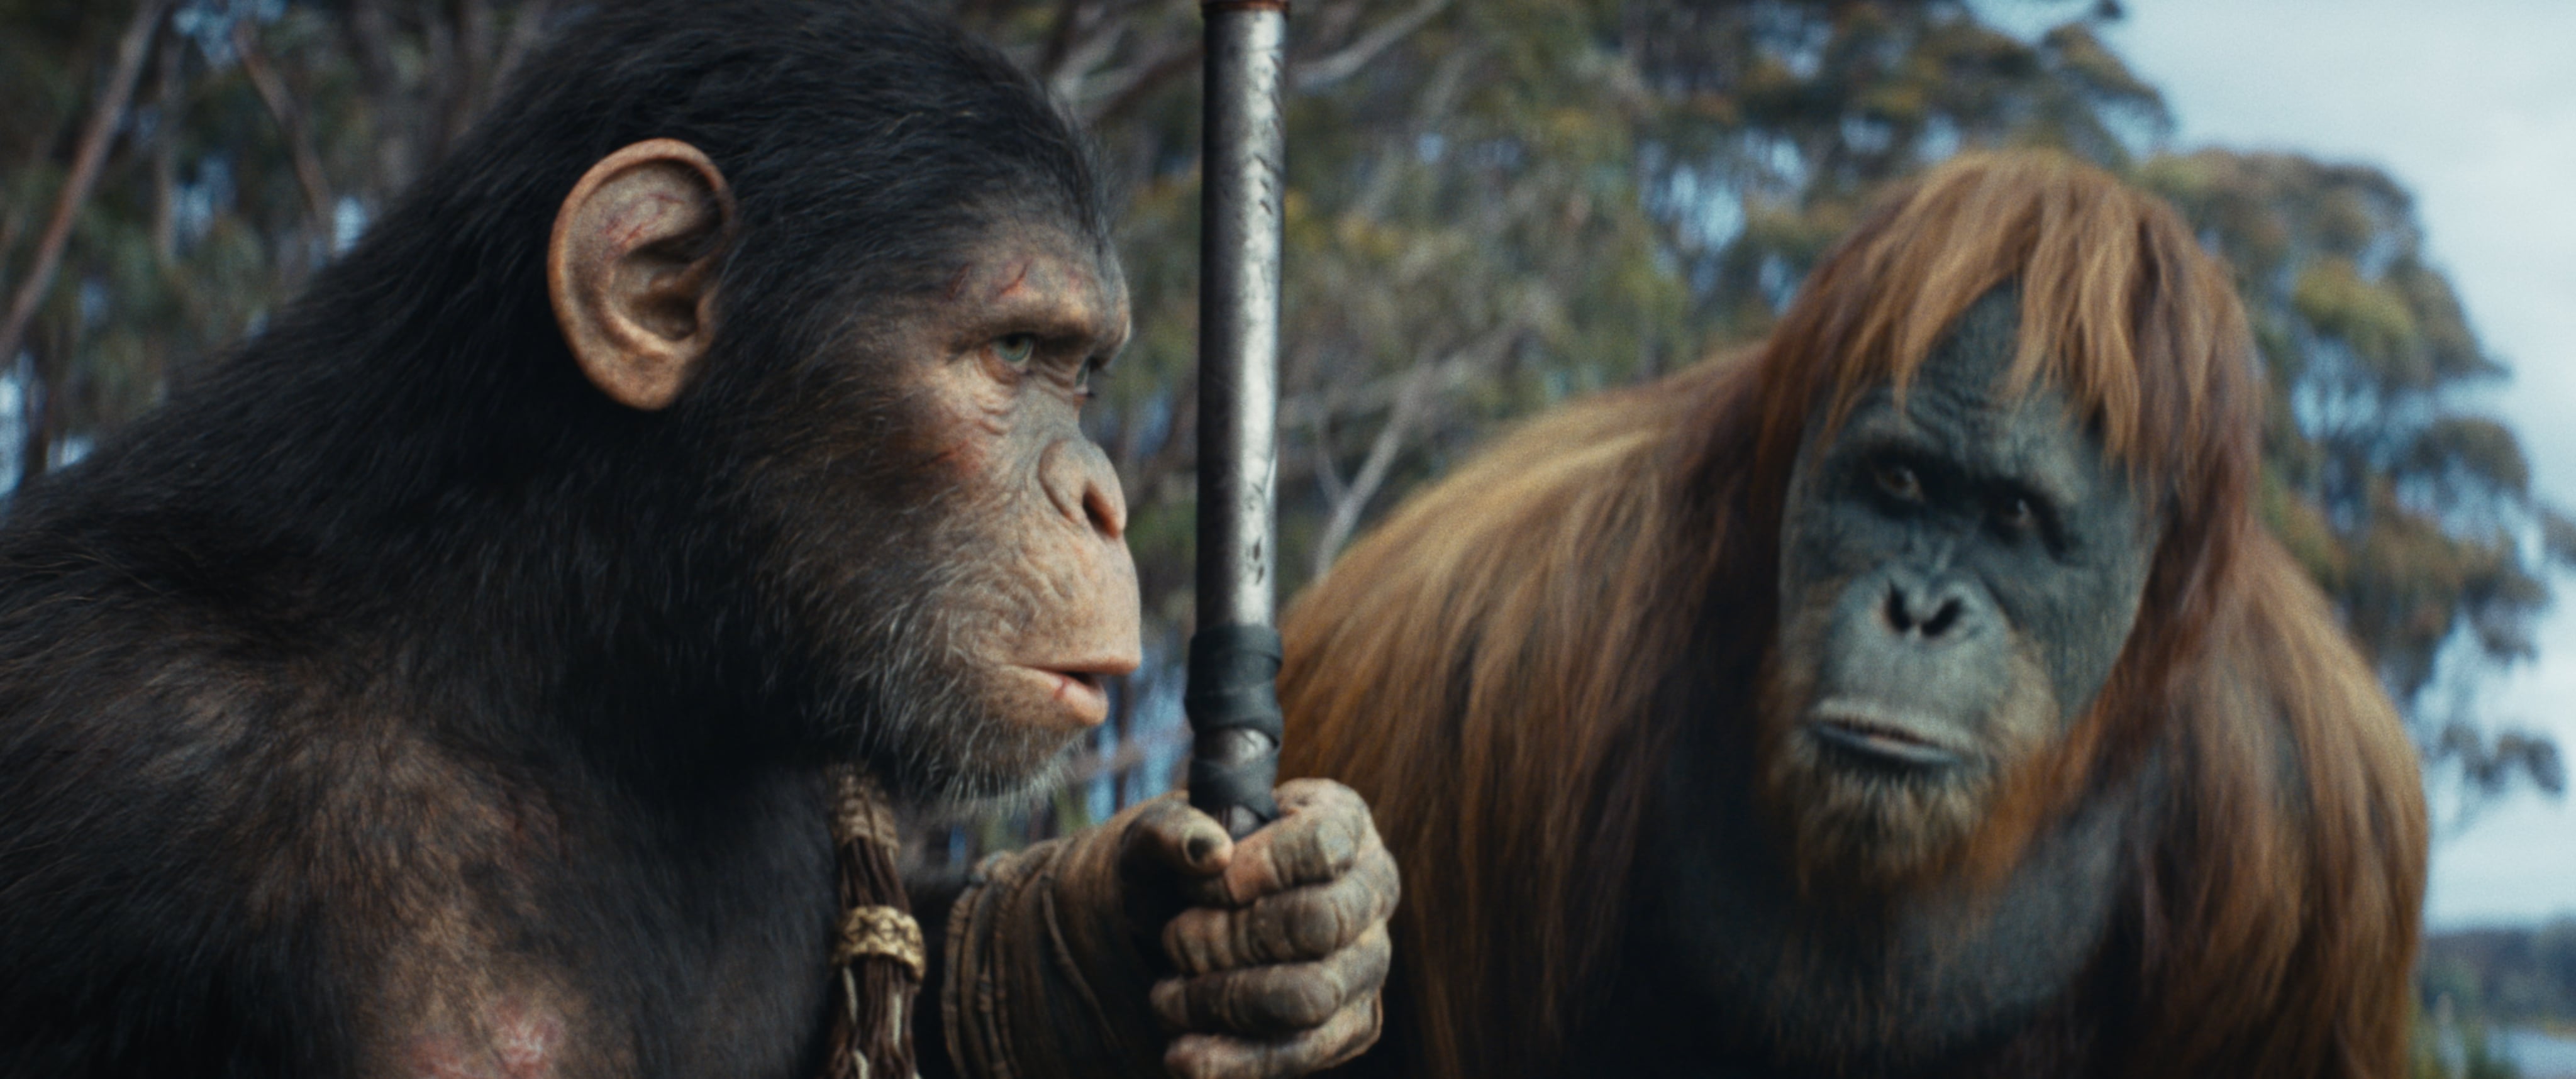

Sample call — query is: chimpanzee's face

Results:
[775,218,1141,805]
[545,140,1139,805]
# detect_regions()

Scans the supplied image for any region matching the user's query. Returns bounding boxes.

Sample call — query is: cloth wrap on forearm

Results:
[940,826,1171,1079]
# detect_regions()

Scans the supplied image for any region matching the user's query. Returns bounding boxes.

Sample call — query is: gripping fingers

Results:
[1151,922,1391,1037]
[1163,839,1398,975]
[1197,780,1382,907]
[1163,994,1385,1079]
[1122,793,1235,881]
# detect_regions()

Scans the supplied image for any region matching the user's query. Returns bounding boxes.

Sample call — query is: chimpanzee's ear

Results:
[547,138,735,411]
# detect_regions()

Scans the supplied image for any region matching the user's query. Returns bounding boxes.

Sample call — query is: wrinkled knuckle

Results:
[1166,912,1223,975]
[1241,900,1289,961]
[1362,921,1394,957]
[1337,926,1393,997]
[1152,977,1191,1031]
[1163,1038,1232,1079]
[1335,1000,1386,1063]
[1322,813,1365,864]
[1360,928,1394,971]
[1248,849,1292,899]
[1341,859,1397,919]
[1285,892,1351,957]
[1283,827,1346,885]
[1216,971,1267,1031]
[1295,777,1357,806]
[1230,904,1275,967]
[1276,777,1332,805]
[1267,974,1341,1029]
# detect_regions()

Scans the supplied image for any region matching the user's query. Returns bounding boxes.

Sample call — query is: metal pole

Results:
[1186,0,1288,839]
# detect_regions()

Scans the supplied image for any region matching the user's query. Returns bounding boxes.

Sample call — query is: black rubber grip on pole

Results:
[1185,623,1283,832]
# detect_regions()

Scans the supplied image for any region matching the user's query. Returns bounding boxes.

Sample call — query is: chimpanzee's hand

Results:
[1119,780,1396,1078]
[940,780,1397,1079]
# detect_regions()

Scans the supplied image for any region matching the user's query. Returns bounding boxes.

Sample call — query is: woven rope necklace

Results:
[821,766,923,1079]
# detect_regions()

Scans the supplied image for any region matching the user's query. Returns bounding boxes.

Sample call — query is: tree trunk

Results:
[17,325,53,489]
[0,0,169,387]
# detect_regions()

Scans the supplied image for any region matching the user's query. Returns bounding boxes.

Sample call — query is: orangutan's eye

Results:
[1874,462,1923,502]
[1995,495,2036,533]
[994,334,1038,368]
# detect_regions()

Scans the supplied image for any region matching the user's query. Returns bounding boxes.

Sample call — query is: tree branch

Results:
[0,0,169,383]
[491,0,557,90]
[1308,394,1347,508]
[1083,39,1199,123]
[1292,0,1453,93]
[1036,0,1086,80]
[1307,322,1521,572]
[1310,361,1431,576]
[233,21,336,252]
[150,31,181,266]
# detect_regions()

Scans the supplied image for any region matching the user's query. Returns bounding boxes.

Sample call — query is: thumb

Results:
[1118,794,1235,883]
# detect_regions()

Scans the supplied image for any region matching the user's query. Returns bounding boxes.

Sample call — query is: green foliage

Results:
[2410,1005,2524,1079]
[2424,919,2576,1030]
[2,0,556,477]
[2136,151,2563,797]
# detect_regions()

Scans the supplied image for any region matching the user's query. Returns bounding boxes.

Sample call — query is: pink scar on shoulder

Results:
[404,1000,569,1079]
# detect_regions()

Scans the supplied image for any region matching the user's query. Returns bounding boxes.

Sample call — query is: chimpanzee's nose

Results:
[1041,439,1127,541]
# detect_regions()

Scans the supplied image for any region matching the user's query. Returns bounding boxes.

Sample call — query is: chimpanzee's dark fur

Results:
[0,3,1106,1075]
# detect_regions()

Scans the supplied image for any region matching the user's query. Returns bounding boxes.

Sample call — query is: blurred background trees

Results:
[4,0,2567,851]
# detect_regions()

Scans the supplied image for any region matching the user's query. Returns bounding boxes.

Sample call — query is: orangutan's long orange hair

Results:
[1280,151,2426,1078]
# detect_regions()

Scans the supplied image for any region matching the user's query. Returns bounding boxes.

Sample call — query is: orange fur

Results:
[1280,152,2426,1078]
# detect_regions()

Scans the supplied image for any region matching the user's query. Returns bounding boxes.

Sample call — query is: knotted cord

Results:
[822,766,922,1079]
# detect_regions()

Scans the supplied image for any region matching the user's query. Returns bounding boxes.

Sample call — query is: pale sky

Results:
[1975,0,2576,926]
[2018,0,2576,927]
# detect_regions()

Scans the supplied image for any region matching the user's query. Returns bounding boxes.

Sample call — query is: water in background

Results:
[2509,1028,2576,1079]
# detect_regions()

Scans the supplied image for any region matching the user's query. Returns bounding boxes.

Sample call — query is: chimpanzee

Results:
[0,3,1395,1078]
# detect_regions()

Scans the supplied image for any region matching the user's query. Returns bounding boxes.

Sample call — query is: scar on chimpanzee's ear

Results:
[547,138,736,411]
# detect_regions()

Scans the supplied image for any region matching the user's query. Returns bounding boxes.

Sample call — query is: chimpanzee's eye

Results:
[1874,461,1923,502]
[994,334,1039,368]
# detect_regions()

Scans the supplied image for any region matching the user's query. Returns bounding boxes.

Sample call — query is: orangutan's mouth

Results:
[1805,700,1969,770]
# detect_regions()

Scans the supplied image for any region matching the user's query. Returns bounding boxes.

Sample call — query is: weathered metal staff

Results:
[1186,0,1289,839]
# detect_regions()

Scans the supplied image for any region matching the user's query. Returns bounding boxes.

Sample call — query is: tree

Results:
[2144,151,2570,807]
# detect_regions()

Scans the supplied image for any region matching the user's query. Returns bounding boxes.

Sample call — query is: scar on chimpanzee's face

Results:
[894,223,1131,466]
[943,223,1129,375]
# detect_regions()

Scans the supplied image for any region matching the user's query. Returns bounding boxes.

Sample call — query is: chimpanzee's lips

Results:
[1805,700,1968,769]
[1016,661,1130,729]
